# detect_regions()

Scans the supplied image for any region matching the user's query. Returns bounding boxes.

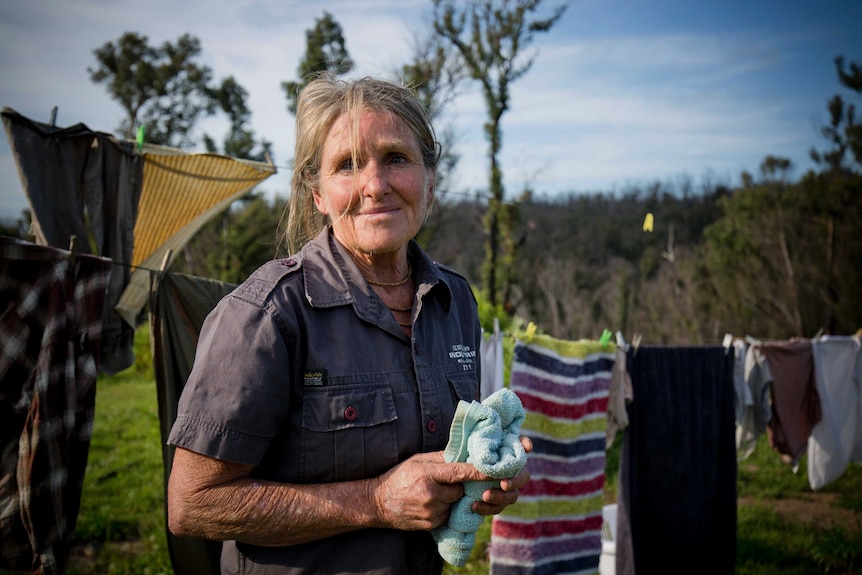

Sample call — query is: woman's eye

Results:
[337,158,353,171]
[389,154,408,165]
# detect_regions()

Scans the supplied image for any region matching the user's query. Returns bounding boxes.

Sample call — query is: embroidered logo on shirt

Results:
[449,344,476,371]
[304,370,327,386]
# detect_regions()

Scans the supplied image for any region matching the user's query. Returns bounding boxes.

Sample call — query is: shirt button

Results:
[344,406,357,421]
[281,258,296,266]
[427,419,437,433]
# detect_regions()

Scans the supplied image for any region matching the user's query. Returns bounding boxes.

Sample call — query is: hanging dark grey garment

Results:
[148,270,236,575]
[616,346,737,575]
[2,107,144,374]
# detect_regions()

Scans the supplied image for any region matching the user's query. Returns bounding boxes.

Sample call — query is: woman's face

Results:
[313,109,434,259]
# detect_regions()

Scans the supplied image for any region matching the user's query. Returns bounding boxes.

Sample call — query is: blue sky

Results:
[0,0,859,221]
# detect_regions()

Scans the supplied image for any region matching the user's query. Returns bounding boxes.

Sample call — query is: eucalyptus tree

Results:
[432,0,568,308]
[204,76,272,162]
[281,11,354,115]
[89,32,216,148]
[400,30,467,200]
[810,56,862,174]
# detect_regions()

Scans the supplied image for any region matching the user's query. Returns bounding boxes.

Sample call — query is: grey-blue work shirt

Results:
[168,227,482,575]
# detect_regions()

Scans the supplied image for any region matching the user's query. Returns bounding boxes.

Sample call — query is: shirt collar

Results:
[300,227,453,314]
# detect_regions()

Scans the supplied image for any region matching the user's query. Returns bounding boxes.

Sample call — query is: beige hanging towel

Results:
[115,145,275,326]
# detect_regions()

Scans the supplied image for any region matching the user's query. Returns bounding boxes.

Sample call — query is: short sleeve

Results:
[167,294,291,466]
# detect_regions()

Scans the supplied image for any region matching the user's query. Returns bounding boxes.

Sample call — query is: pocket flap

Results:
[302,385,397,432]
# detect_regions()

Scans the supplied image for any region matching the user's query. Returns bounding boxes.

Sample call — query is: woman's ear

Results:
[426,169,436,205]
[312,188,329,215]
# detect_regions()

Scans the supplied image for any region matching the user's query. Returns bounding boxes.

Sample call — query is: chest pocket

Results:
[448,373,479,404]
[300,384,398,483]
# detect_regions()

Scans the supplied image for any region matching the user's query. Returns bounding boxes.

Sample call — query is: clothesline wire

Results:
[110,258,159,273]
[60,252,163,274]
[4,235,166,275]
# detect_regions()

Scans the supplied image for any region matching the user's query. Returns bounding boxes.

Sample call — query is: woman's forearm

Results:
[167,446,508,546]
[168,448,385,546]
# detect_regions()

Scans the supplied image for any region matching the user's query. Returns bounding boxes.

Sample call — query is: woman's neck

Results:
[351,249,411,287]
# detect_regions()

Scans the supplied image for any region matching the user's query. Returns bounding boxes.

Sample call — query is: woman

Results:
[166,74,530,574]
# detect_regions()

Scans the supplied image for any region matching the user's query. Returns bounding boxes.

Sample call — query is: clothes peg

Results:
[615,330,628,351]
[524,322,537,343]
[68,235,77,269]
[631,333,642,357]
[642,213,654,232]
[599,329,612,349]
[136,125,146,151]
[157,248,173,280]
[722,333,733,355]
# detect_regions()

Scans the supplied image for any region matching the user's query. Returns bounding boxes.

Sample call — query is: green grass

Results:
[59,325,862,575]
[65,325,172,575]
[736,431,862,575]
[737,504,825,575]
[737,503,862,575]
[738,436,862,512]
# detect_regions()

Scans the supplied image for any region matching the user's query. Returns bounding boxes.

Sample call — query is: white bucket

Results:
[599,504,617,575]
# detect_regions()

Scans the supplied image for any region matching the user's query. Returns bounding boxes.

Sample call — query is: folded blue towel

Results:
[431,388,527,566]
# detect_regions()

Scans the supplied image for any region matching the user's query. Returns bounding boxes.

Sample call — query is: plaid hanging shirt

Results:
[0,236,112,575]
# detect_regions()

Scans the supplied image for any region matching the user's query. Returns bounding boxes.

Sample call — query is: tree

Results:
[810,56,862,173]
[0,209,32,241]
[204,76,273,162]
[835,56,862,167]
[695,155,862,338]
[400,29,465,120]
[400,30,466,199]
[176,193,286,282]
[281,12,354,115]
[400,29,468,258]
[89,32,216,148]
[433,0,567,309]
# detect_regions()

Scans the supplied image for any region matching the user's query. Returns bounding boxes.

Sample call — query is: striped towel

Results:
[490,335,615,575]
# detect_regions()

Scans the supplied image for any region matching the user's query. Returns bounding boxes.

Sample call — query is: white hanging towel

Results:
[736,345,772,459]
[808,335,862,490]
[480,317,505,400]
[732,339,753,424]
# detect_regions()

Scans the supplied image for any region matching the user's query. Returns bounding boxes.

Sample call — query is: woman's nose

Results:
[360,160,388,197]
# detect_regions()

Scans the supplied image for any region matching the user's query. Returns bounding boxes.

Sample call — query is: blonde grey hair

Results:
[278,73,440,255]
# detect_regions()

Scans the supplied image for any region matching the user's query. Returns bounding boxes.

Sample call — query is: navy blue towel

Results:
[616,346,736,575]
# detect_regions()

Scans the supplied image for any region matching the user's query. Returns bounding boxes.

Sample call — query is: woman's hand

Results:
[370,451,480,531]
[370,436,533,529]
[472,435,533,516]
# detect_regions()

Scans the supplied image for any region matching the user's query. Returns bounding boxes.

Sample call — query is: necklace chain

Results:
[364,263,412,287]
[362,261,413,329]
